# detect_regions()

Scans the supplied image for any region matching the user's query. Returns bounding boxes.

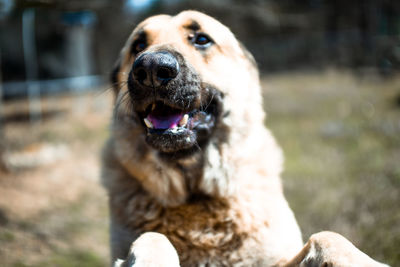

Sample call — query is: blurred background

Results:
[0,0,399,266]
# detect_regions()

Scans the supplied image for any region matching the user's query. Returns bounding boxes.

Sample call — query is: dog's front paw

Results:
[291,231,390,267]
[113,232,180,267]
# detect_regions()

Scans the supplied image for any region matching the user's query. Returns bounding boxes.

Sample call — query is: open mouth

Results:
[143,102,189,130]
[142,101,214,132]
[137,98,218,154]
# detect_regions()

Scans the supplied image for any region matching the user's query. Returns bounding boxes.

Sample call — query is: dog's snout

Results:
[133,51,179,87]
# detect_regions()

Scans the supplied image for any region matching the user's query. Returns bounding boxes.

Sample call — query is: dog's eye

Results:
[190,33,213,49]
[195,34,211,45]
[132,40,147,54]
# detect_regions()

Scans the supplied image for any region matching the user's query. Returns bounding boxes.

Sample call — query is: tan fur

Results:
[102,10,389,267]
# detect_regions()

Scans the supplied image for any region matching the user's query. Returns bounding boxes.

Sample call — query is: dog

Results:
[102,10,389,266]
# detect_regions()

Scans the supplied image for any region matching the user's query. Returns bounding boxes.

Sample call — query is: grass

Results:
[12,250,104,267]
[262,69,400,266]
[1,192,110,267]
[0,230,15,242]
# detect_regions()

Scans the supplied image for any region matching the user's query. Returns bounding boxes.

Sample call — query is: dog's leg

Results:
[283,231,390,267]
[113,232,180,267]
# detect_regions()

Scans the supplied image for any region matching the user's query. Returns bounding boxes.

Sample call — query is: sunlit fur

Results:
[102,10,302,266]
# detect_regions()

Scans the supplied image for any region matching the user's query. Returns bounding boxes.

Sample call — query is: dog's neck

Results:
[111,128,277,208]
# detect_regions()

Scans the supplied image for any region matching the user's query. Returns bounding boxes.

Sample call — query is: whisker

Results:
[114,90,132,122]
[97,81,128,97]
[193,139,202,152]
[202,91,215,112]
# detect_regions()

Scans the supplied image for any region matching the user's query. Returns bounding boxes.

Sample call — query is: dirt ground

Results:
[0,70,399,266]
[0,90,112,266]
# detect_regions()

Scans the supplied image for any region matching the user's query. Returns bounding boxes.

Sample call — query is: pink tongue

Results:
[147,114,183,129]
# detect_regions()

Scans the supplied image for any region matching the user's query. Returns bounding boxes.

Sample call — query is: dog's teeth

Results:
[179,114,189,127]
[144,118,153,128]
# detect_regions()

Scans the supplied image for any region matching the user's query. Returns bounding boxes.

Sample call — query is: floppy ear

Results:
[110,57,122,97]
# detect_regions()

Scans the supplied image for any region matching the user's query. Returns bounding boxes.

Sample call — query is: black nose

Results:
[132,51,179,87]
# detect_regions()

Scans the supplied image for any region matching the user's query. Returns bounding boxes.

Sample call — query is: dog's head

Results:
[109,11,268,205]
